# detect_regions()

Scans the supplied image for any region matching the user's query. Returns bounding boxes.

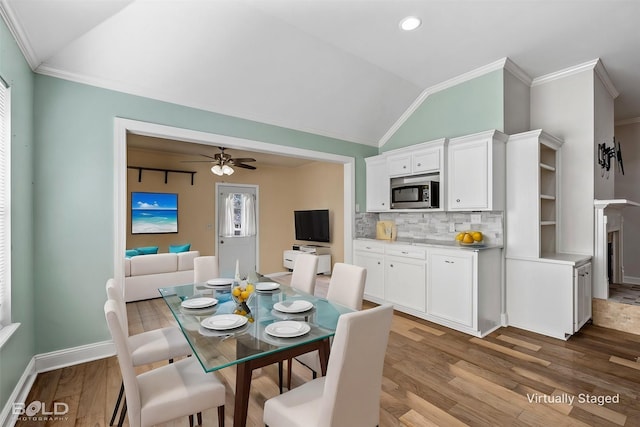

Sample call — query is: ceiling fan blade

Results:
[180,160,219,163]
[235,163,257,170]
[199,153,220,161]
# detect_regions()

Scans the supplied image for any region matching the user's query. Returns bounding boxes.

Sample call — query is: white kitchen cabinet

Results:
[426,247,502,336]
[353,240,385,302]
[365,155,390,212]
[384,245,426,313]
[506,130,563,258]
[575,262,592,332]
[506,255,592,340]
[387,145,442,177]
[447,130,507,211]
[427,249,474,328]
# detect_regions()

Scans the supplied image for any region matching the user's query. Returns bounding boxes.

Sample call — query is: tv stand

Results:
[283,249,331,275]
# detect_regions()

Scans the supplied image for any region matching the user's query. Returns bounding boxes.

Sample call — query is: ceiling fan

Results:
[183,147,257,175]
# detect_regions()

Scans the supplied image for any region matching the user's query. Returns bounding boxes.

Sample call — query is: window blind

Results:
[0,79,11,326]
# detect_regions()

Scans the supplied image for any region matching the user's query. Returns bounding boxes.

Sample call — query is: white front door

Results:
[216,183,258,278]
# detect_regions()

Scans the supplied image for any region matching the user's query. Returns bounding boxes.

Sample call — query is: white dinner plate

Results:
[206,278,234,286]
[200,314,248,330]
[273,300,314,313]
[265,321,311,338]
[181,297,218,309]
[256,282,280,291]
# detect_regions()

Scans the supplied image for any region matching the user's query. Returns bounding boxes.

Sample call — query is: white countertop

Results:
[355,237,503,251]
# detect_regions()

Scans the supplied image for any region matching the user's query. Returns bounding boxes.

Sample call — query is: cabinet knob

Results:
[456,199,461,202]
[417,163,421,167]
[377,261,381,265]
[445,260,454,264]
[390,264,394,268]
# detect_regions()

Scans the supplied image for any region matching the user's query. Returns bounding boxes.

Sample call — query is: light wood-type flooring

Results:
[15,297,640,427]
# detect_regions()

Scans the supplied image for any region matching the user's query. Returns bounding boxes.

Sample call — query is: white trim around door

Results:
[113,118,355,285]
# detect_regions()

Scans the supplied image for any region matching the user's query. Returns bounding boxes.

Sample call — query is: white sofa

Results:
[124,251,200,302]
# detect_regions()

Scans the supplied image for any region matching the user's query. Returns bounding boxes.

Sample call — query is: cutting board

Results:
[376,221,397,241]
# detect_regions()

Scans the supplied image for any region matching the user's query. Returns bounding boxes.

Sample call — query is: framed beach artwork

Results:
[131,192,178,234]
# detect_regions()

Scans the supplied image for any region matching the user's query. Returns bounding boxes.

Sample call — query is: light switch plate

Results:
[470,214,481,224]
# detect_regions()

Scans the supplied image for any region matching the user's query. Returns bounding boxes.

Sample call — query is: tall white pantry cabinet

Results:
[505,130,592,340]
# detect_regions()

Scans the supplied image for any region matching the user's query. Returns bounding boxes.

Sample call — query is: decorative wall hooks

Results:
[597,137,624,178]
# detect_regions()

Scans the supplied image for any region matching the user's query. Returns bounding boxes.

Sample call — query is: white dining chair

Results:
[286,263,367,390]
[105,279,193,426]
[290,253,319,294]
[104,299,226,427]
[194,255,220,283]
[264,303,393,427]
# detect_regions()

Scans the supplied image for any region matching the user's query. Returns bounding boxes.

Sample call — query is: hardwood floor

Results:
[15,298,640,427]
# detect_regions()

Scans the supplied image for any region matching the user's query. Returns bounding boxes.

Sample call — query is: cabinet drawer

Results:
[354,241,385,254]
[413,149,440,173]
[387,155,411,176]
[385,247,426,260]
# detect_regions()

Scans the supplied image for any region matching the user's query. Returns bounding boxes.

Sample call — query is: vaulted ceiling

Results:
[2,0,640,147]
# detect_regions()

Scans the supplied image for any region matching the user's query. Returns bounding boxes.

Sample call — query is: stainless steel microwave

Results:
[390,175,440,209]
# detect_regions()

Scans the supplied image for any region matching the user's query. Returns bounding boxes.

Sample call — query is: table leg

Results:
[317,339,331,376]
[234,362,253,427]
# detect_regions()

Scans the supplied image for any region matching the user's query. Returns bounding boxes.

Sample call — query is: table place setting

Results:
[265,320,311,338]
[205,278,234,288]
[181,296,218,309]
[255,282,280,292]
[273,300,314,314]
[201,313,248,331]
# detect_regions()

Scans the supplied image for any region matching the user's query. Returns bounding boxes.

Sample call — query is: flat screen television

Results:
[294,209,330,243]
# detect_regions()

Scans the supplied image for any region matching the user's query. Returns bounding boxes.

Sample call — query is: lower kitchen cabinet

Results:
[353,239,503,337]
[385,248,426,313]
[427,249,474,328]
[353,243,385,302]
[426,247,502,336]
[506,255,592,340]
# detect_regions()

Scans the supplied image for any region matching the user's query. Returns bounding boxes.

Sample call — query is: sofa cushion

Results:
[130,253,177,276]
[136,246,159,255]
[125,249,140,258]
[124,258,131,277]
[177,251,200,271]
[169,243,191,253]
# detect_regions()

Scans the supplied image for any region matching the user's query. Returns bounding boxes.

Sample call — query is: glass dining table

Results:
[158,278,352,427]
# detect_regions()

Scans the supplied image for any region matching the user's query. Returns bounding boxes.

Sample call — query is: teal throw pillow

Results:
[125,249,140,258]
[169,243,191,253]
[135,246,159,255]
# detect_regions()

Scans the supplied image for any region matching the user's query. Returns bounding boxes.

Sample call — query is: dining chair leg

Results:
[189,414,194,427]
[218,406,225,427]
[117,400,127,427]
[286,357,293,391]
[197,412,203,425]
[277,361,284,393]
[109,382,124,426]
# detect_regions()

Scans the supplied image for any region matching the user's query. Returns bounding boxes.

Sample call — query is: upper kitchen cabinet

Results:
[387,141,444,177]
[447,130,508,211]
[365,155,390,212]
[506,130,563,258]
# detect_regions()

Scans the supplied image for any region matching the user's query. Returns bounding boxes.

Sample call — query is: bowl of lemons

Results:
[455,230,484,246]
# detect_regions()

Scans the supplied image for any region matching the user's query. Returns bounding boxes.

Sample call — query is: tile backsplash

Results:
[355,211,503,244]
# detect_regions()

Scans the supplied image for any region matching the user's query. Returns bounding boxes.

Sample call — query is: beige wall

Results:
[127,146,344,274]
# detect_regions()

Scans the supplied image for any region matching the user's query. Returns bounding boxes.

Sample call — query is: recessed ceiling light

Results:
[400,16,421,31]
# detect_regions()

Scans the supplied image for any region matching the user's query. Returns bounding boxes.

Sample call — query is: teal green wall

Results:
[382,70,504,151]
[33,75,376,353]
[0,19,36,411]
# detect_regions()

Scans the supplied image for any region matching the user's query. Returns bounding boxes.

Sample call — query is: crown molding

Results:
[503,57,532,86]
[531,58,619,99]
[0,1,39,70]
[379,57,513,147]
[593,59,619,99]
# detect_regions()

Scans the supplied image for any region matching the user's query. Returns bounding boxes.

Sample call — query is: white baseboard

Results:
[623,275,640,285]
[1,358,36,427]
[0,340,115,427]
[35,340,115,373]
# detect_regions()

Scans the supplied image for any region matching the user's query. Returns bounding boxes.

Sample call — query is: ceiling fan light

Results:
[222,165,234,175]
[211,165,223,175]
